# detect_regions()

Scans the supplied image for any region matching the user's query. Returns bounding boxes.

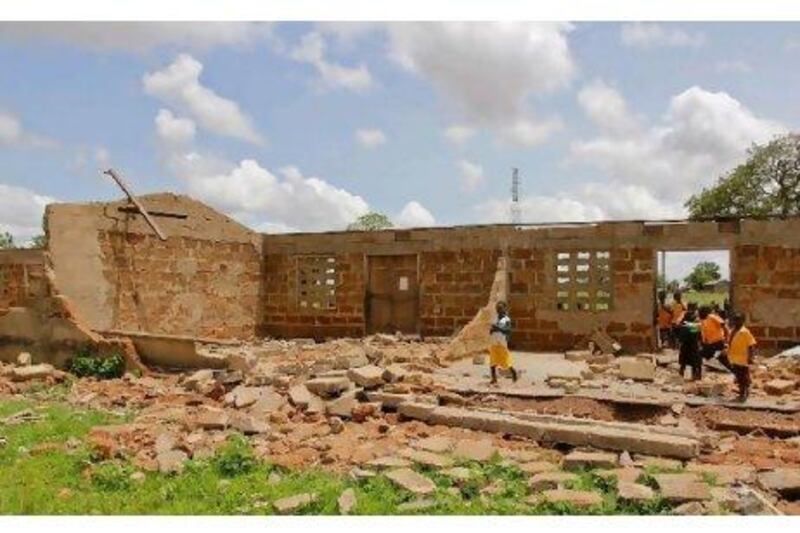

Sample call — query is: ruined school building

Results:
[1,193,799,363]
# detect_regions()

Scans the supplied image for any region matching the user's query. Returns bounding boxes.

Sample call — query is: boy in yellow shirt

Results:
[488,301,518,385]
[655,290,673,349]
[725,312,757,402]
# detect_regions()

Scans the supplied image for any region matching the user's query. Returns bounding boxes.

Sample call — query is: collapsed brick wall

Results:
[98,231,261,339]
[733,244,800,352]
[0,249,47,312]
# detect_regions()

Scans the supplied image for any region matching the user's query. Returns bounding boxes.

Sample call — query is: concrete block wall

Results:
[0,249,47,312]
[733,244,800,352]
[419,249,500,337]
[260,252,366,339]
[98,230,261,339]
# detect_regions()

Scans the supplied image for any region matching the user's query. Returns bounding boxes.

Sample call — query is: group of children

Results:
[657,290,757,401]
[488,294,759,402]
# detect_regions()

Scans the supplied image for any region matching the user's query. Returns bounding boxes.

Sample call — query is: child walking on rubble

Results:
[724,312,758,402]
[488,301,518,385]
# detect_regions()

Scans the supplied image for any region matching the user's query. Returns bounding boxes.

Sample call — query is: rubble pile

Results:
[2,334,800,514]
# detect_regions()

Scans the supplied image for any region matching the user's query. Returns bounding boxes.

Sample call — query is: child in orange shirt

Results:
[725,312,757,402]
[699,305,729,362]
[655,290,673,349]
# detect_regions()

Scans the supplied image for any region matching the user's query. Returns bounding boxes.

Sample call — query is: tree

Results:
[684,261,722,291]
[686,132,800,218]
[29,234,47,249]
[0,232,14,249]
[347,212,393,231]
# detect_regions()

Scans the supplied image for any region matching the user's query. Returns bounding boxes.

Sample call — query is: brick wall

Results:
[98,231,261,339]
[419,249,500,337]
[733,244,800,352]
[507,246,655,352]
[260,252,366,339]
[0,249,46,312]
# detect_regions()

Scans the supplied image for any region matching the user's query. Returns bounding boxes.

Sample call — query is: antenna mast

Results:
[510,167,521,224]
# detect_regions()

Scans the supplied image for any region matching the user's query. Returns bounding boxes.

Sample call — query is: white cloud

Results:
[143,54,263,145]
[355,128,387,148]
[0,111,55,149]
[387,22,574,146]
[577,80,639,136]
[155,109,196,147]
[443,125,476,146]
[715,60,753,74]
[458,159,485,192]
[0,22,274,53]
[498,117,563,148]
[154,111,369,232]
[620,23,705,48]
[474,183,683,225]
[395,201,435,228]
[290,32,372,93]
[0,183,55,241]
[569,85,786,201]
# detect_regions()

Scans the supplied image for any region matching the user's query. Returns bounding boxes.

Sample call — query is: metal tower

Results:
[511,167,521,224]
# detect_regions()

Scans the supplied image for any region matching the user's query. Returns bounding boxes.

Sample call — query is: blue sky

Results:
[1,22,799,254]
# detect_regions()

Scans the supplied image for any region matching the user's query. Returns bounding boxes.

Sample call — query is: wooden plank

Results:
[104,168,167,241]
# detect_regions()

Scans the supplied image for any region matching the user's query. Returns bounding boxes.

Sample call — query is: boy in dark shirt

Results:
[677,304,702,380]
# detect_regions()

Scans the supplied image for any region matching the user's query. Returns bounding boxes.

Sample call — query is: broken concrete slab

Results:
[338,488,357,515]
[156,449,188,474]
[452,438,496,462]
[397,402,700,459]
[288,385,314,409]
[347,365,385,388]
[195,407,229,430]
[764,379,796,396]
[305,376,351,398]
[10,363,55,382]
[654,473,711,503]
[563,450,618,470]
[273,493,317,514]
[365,391,412,410]
[685,463,755,485]
[382,364,408,383]
[399,448,454,468]
[326,390,359,418]
[617,357,655,382]
[528,472,578,491]
[518,462,560,475]
[757,468,800,498]
[367,456,412,469]
[412,435,454,454]
[617,481,654,502]
[531,489,603,508]
[595,468,642,484]
[385,468,436,496]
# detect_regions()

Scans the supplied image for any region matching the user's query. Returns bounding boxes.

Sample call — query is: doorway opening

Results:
[655,249,732,346]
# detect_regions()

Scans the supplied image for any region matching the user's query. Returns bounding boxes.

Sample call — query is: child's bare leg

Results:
[510,367,518,382]
[490,366,498,384]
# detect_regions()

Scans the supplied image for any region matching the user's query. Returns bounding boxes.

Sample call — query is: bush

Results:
[91,462,132,491]
[69,350,125,379]
[214,435,257,478]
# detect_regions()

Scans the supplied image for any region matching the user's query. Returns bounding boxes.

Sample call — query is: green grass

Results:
[0,398,680,515]
[682,291,728,308]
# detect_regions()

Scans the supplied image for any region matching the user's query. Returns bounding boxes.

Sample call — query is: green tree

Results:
[0,232,14,249]
[29,234,47,249]
[686,133,800,218]
[347,212,393,231]
[684,261,722,291]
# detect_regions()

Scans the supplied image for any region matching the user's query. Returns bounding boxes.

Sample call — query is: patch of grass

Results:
[68,349,125,380]
[0,397,681,515]
[213,435,257,478]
